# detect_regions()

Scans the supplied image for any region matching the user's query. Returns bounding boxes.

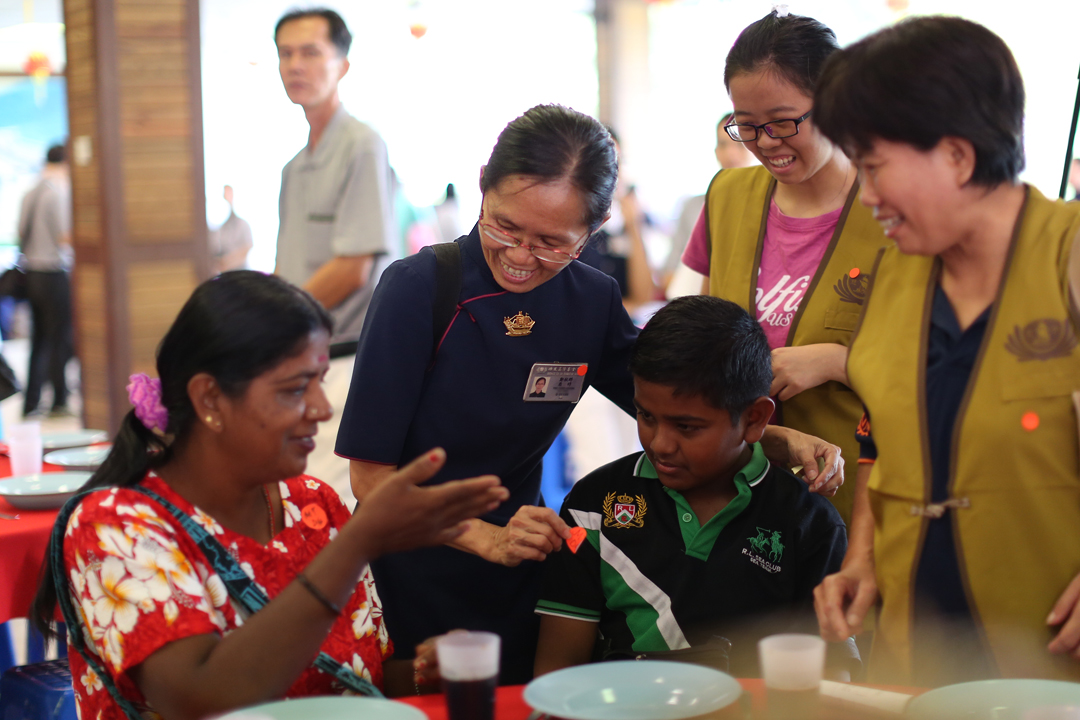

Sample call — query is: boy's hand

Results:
[486,506,571,566]
[1047,571,1080,659]
[814,558,878,642]
[760,425,844,495]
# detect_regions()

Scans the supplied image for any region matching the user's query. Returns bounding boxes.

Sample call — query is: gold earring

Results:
[205,415,213,424]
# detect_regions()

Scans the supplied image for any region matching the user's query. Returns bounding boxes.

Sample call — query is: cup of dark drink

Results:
[436,631,500,720]
[758,633,826,720]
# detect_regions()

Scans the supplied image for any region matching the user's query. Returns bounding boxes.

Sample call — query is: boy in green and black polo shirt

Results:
[534,296,856,677]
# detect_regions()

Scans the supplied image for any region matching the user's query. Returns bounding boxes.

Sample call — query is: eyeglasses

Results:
[478,214,590,266]
[723,110,813,143]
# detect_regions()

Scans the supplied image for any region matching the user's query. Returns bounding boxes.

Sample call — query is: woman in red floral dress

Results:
[30,271,508,720]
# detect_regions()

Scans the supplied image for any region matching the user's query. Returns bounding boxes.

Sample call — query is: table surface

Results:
[397,679,926,720]
[0,456,64,625]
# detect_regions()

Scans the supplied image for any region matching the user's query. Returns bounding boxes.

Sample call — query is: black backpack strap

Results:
[430,241,463,363]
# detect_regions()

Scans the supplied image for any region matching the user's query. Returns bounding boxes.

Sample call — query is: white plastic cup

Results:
[8,422,43,476]
[436,631,500,720]
[759,633,826,720]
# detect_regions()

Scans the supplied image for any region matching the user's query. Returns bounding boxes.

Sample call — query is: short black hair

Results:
[46,144,65,164]
[481,104,618,233]
[630,296,772,420]
[275,8,351,56]
[814,16,1024,187]
[724,11,839,96]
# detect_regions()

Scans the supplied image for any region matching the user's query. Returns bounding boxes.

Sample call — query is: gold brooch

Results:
[503,311,535,337]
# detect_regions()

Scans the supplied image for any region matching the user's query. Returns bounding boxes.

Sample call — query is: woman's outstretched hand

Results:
[352,448,508,557]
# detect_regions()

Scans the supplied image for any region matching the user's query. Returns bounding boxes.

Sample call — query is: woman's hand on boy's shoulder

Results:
[760,425,844,496]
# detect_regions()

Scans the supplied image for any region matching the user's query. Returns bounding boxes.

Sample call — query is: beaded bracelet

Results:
[296,573,342,616]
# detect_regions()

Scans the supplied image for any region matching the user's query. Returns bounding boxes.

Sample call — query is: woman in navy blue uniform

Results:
[336,105,844,684]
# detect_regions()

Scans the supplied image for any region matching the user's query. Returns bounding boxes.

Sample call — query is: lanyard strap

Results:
[51,484,383,720]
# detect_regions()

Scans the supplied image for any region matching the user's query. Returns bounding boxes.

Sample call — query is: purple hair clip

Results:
[127,373,168,434]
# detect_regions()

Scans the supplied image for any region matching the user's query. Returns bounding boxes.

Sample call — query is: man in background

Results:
[18,143,74,418]
[275,8,395,497]
[210,185,253,274]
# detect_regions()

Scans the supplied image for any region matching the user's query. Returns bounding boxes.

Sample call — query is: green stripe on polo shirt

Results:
[636,443,768,562]
[535,600,601,622]
[568,507,689,653]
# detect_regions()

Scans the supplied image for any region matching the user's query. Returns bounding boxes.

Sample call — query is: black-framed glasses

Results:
[723,110,813,143]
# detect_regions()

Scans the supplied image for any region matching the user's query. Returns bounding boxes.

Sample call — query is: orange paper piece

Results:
[567,526,587,554]
[301,503,329,530]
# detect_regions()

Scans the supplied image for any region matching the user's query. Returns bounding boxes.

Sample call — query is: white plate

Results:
[0,472,92,510]
[525,660,742,720]
[44,444,111,470]
[41,430,109,451]
[215,696,426,720]
[906,679,1080,719]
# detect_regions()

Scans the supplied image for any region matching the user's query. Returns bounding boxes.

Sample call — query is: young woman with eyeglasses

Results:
[334,104,848,685]
[680,10,888,523]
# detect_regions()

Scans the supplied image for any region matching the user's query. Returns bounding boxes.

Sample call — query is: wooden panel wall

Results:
[64,0,208,433]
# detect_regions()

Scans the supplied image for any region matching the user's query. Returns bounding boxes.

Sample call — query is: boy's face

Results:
[633,378,765,495]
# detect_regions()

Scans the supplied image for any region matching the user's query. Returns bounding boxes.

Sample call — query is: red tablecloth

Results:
[397,680,925,719]
[0,458,64,625]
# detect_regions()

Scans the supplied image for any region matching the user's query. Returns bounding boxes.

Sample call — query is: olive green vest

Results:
[705,166,887,522]
[849,186,1080,683]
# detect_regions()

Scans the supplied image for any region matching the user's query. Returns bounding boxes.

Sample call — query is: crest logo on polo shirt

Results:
[1005,318,1076,361]
[742,527,784,574]
[603,492,647,528]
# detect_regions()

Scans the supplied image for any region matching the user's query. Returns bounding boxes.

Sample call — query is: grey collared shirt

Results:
[277,105,396,343]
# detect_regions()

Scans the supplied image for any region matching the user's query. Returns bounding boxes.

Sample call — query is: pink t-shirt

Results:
[682,202,841,349]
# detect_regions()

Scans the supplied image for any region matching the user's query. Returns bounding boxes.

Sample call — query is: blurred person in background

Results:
[274,7,396,498]
[812,16,1080,686]
[680,11,889,523]
[578,127,660,317]
[17,143,73,418]
[434,183,462,243]
[663,111,754,298]
[210,185,253,274]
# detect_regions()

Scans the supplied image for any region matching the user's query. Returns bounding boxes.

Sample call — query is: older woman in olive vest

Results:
[811,17,1080,686]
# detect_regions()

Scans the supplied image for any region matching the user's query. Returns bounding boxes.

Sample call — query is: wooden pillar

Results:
[63,0,209,432]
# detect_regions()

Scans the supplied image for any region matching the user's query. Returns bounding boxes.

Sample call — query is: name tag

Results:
[524,363,588,403]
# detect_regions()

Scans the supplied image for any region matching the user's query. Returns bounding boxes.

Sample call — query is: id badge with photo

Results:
[523,363,588,403]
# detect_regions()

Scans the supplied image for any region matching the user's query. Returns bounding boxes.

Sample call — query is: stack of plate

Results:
[44,444,112,471]
[0,472,92,510]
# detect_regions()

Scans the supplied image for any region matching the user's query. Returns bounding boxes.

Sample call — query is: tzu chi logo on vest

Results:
[603,492,647,528]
